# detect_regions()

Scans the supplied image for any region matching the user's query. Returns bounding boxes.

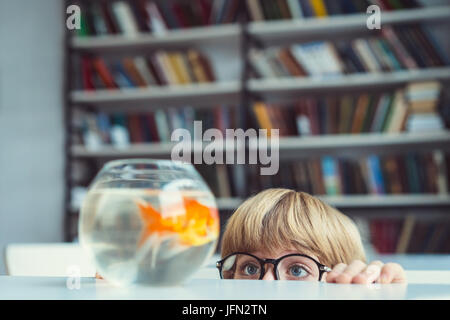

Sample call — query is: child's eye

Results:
[244,263,260,275]
[288,265,308,278]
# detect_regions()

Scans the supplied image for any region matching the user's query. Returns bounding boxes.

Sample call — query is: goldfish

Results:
[136,196,219,248]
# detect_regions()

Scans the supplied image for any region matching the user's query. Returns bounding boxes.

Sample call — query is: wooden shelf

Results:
[71,24,241,53]
[72,139,245,158]
[248,67,450,99]
[69,194,450,216]
[248,6,450,45]
[253,131,450,159]
[70,81,241,110]
[206,194,450,211]
[73,131,450,159]
[71,68,450,109]
[189,195,450,211]
[216,198,244,211]
[70,7,450,51]
[72,143,175,158]
[319,194,450,208]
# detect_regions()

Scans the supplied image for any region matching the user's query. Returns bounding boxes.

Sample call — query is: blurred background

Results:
[0,0,449,275]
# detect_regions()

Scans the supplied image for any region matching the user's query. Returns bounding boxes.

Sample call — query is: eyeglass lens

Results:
[220,253,320,281]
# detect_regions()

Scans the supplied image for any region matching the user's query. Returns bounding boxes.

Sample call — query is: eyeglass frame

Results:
[216,252,332,281]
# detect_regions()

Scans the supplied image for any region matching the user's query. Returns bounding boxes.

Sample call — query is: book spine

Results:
[367,155,385,194]
[111,1,140,36]
[381,27,418,69]
[321,156,341,195]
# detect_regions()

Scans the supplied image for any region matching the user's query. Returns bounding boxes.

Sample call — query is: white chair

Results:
[4,243,96,277]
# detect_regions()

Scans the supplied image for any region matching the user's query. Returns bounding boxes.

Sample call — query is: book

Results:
[246,0,265,21]
[395,215,416,253]
[253,102,273,132]
[145,2,168,35]
[291,44,318,76]
[361,95,377,133]
[308,159,326,195]
[381,26,418,69]
[385,90,409,133]
[148,54,169,85]
[323,0,344,15]
[352,39,382,72]
[287,0,304,19]
[278,48,307,77]
[128,0,150,32]
[81,57,95,90]
[278,0,293,19]
[122,58,147,87]
[434,151,449,195]
[89,2,109,35]
[249,48,278,78]
[309,0,328,17]
[339,95,356,133]
[351,94,370,133]
[322,156,341,195]
[133,56,157,86]
[216,164,232,198]
[92,58,118,89]
[111,1,140,36]
[366,155,385,194]
[383,156,403,194]
[187,49,210,82]
[154,51,179,85]
[424,221,449,253]
[406,220,431,253]
[170,52,194,84]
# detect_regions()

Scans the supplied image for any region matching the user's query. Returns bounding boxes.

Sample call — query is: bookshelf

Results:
[72,131,450,158]
[71,23,241,52]
[72,138,245,158]
[71,81,241,109]
[213,194,450,211]
[258,131,450,158]
[249,67,450,99]
[248,5,450,44]
[65,1,450,254]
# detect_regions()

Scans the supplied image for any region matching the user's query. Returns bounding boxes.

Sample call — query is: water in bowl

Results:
[79,188,219,286]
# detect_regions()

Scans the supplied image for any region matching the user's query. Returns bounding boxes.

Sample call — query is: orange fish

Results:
[137,197,219,248]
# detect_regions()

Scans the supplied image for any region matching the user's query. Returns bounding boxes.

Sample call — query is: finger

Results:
[335,260,367,284]
[379,263,407,284]
[326,263,347,283]
[352,260,383,284]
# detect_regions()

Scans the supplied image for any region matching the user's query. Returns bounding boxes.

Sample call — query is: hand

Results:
[95,272,103,279]
[325,260,407,284]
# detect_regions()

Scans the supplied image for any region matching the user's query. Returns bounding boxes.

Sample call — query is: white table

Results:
[1,270,450,300]
[1,254,449,300]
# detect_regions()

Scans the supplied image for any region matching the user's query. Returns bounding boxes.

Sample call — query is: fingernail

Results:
[363,266,377,276]
[364,269,375,276]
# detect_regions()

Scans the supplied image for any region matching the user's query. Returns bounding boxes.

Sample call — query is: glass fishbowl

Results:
[79,159,219,286]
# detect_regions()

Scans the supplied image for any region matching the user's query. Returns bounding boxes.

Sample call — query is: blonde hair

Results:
[221,188,366,267]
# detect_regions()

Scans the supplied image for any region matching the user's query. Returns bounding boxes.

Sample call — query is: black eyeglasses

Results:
[216,252,331,281]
